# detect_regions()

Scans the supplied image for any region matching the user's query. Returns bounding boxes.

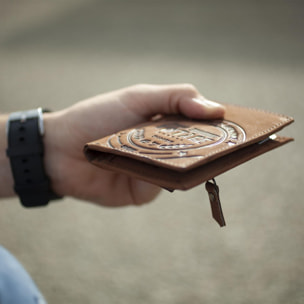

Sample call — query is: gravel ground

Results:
[0,1,303,303]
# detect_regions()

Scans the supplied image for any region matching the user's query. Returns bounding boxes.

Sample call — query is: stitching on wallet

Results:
[96,105,293,168]
[163,118,292,167]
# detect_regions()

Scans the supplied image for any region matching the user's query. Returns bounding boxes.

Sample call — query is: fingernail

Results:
[191,97,225,118]
[192,97,223,108]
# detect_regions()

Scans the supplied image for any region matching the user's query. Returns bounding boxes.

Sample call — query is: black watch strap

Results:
[6,108,62,207]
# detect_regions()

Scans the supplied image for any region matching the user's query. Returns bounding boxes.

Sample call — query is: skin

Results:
[0,83,225,207]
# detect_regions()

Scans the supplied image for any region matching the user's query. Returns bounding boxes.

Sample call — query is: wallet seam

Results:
[87,105,294,170]
[223,103,294,122]
[96,117,292,168]
[166,115,293,167]
[148,105,294,167]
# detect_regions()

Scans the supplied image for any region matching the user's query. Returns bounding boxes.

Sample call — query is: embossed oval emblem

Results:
[113,120,246,159]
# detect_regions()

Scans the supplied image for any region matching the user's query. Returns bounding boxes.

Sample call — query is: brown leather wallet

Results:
[84,104,294,227]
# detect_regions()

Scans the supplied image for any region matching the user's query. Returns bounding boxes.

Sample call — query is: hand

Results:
[43,84,225,207]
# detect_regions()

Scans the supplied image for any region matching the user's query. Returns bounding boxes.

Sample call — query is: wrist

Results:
[5,109,63,207]
[42,110,66,197]
[0,114,15,198]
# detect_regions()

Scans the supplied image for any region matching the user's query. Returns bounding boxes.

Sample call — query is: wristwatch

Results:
[6,108,62,207]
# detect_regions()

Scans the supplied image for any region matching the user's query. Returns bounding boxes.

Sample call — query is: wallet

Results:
[84,104,294,227]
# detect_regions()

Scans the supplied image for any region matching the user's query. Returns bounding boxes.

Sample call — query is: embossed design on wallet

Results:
[115,120,245,153]
[84,104,294,190]
[106,119,246,169]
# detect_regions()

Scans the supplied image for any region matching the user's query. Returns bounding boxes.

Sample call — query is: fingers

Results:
[183,96,226,119]
[130,179,161,206]
[123,83,225,120]
[91,177,161,207]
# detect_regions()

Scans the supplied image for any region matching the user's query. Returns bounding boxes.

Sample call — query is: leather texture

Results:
[84,104,294,190]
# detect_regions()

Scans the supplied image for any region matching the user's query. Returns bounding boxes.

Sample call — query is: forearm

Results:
[0,114,15,198]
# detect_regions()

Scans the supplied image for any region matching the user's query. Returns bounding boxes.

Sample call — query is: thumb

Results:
[123,83,225,120]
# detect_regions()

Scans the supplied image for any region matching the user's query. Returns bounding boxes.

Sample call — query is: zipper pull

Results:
[205,179,226,227]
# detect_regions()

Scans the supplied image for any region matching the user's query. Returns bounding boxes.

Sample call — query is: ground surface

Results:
[0,1,303,303]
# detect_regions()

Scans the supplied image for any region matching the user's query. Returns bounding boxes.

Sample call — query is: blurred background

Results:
[0,0,303,303]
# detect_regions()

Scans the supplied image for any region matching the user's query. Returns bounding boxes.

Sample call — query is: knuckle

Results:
[180,83,198,95]
[131,83,151,91]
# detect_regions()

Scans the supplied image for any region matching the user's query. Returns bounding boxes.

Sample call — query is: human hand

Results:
[43,84,225,207]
